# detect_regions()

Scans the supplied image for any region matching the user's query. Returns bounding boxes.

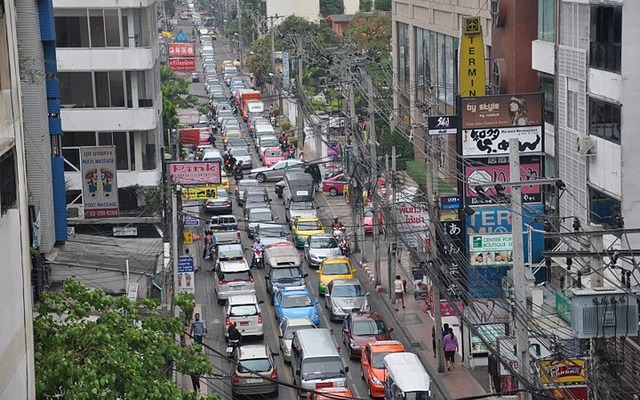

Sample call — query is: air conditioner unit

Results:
[66,204,84,219]
[576,135,596,155]
[568,288,638,339]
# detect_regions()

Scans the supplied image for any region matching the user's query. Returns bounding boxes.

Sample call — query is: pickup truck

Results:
[207,215,241,244]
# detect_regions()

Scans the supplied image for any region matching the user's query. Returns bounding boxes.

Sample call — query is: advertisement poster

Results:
[540,359,586,385]
[168,161,222,184]
[181,187,218,200]
[428,115,458,135]
[282,51,290,89]
[468,265,510,298]
[465,156,542,204]
[80,146,119,219]
[392,203,429,248]
[461,126,543,156]
[177,256,195,293]
[469,234,513,266]
[459,17,486,97]
[178,128,200,145]
[169,57,196,71]
[168,43,195,56]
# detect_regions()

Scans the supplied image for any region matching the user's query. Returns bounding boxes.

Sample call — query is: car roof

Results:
[238,179,259,186]
[227,294,258,305]
[238,344,270,360]
[283,317,315,327]
[280,286,310,295]
[295,217,320,222]
[219,260,249,271]
[249,207,272,213]
[331,279,361,286]
[351,311,382,321]
[323,256,349,263]
[309,234,335,240]
[246,187,268,194]
[369,340,405,352]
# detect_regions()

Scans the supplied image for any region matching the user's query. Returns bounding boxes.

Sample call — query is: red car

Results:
[322,173,347,196]
[261,147,285,167]
[341,312,393,359]
[364,207,384,234]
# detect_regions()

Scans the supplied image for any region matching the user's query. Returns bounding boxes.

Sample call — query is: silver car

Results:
[249,159,304,183]
[255,223,289,247]
[246,207,278,238]
[229,147,252,169]
[230,345,279,397]
[304,234,341,267]
[324,279,370,321]
[277,317,317,362]
[286,200,318,224]
[213,259,254,305]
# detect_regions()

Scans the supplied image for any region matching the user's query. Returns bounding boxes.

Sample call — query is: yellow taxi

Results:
[317,256,354,295]
[361,340,406,398]
[223,129,243,145]
[292,217,325,248]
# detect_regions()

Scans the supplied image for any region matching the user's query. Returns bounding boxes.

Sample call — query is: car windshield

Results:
[271,267,300,280]
[364,209,374,217]
[372,352,393,369]
[259,228,284,238]
[217,245,243,260]
[237,358,271,373]
[310,237,338,249]
[301,357,344,380]
[332,284,365,298]
[282,294,313,308]
[230,304,258,317]
[352,320,386,336]
[322,263,351,275]
[250,212,273,221]
[298,221,322,231]
[247,194,268,203]
[283,324,315,339]
[265,150,282,157]
[232,148,249,156]
[218,110,233,117]
[222,271,251,281]
[291,201,314,210]
[216,189,229,197]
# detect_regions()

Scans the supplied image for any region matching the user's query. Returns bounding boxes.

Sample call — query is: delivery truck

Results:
[240,90,261,121]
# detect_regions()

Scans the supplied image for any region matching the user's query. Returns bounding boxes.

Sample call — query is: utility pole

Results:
[509,138,532,400]
[171,187,179,313]
[348,63,359,252]
[425,125,446,373]
[236,0,244,69]
[388,146,397,297]
[368,74,381,286]
[296,36,304,146]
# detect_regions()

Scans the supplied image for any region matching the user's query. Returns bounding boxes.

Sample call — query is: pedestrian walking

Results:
[190,373,201,393]
[443,327,458,371]
[393,275,405,311]
[442,323,450,337]
[190,313,207,345]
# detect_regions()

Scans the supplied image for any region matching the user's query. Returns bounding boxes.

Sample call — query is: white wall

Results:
[588,68,622,103]
[61,108,160,132]
[266,0,321,25]
[56,47,158,72]
[531,40,555,75]
[344,0,360,14]
[49,264,148,297]
[588,137,621,197]
[53,0,156,8]
[66,169,161,190]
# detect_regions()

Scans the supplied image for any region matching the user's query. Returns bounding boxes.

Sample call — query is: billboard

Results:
[540,359,586,385]
[181,187,218,200]
[547,387,588,400]
[168,43,195,56]
[282,51,290,89]
[469,265,510,298]
[177,256,195,293]
[459,17,486,97]
[169,57,196,71]
[469,233,513,266]
[393,202,429,248]
[178,128,200,145]
[465,155,542,205]
[168,162,222,184]
[80,146,119,219]
[427,115,458,135]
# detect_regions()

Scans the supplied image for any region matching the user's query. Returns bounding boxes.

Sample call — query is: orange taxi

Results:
[360,340,405,398]
[306,387,353,399]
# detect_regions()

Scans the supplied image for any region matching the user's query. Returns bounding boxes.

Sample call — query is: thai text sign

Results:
[169,57,195,71]
[168,43,195,56]
[168,162,222,184]
[177,256,195,293]
[461,126,543,156]
[181,187,218,200]
[80,146,119,219]
[465,156,542,204]
[540,359,586,385]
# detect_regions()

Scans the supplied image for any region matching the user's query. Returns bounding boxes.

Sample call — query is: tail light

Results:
[225,200,232,205]
[249,276,255,283]
[236,232,241,240]
[271,369,277,379]
[232,372,239,384]
[258,312,263,324]
[226,315,232,325]
[219,279,225,284]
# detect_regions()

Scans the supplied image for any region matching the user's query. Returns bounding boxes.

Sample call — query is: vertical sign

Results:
[177,256,195,293]
[80,146,119,218]
[282,51,290,90]
[459,17,486,97]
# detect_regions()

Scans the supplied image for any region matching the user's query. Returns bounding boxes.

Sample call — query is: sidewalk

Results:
[305,142,490,399]
[180,303,208,398]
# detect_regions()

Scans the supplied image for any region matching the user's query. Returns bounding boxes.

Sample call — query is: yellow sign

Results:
[540,359,586,385]
[162,31,172,38]
[181,187,218,200]
[459,17,486,97]
[183,231,193,245]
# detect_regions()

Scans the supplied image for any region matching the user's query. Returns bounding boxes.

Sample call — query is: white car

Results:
[277,317,317,362]
[224,294,264,339]
[214,259,254,305]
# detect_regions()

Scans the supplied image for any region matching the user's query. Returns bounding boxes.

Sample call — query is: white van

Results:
[213,258,255,305]
[383,352,431,400]
[224,294,264,339]
[291,328,349,397]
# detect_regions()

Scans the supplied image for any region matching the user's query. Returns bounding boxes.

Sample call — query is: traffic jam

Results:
[176,8,432,400]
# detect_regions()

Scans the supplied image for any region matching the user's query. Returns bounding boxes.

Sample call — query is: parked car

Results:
[304,234,341,268]
[324,279,369,321]
[277,317,317,363]
[341,312,394,358]
[224,294,264,339]
[361,340,406,398]
[203,188,232,214]
[230,345,279,397]
[273,286,320,326]
[249,159,304,183]
[322,173,348,196]
[317,256,355,295]
[246,207,278,238]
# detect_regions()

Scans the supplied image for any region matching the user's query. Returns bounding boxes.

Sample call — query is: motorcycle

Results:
[226,338,241,357]
[332,227,346,240]
[339,238,350,257]
[252,247,264,269]
[233,161,244,180]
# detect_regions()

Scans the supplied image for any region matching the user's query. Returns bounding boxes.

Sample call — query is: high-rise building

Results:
[53,0,163,215]
[0,0,37,397]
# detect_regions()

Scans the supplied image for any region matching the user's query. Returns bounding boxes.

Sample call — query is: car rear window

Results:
[282,294,313,308]
[247,193,268,203]
[230,304,258,317]
[238,358,271,373]
[332,284,365,297]
[352,320,386,336]
[265,150,282,157]
[298,221,322,231]
[223,271,251,281]
[310,237,338,248]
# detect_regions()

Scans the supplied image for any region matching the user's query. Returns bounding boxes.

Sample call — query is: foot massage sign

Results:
[80,146,119,218]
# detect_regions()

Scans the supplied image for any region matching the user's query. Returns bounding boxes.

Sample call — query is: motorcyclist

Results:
[227,321,241,346]
[251,238,266,268]
[331,217,344,230]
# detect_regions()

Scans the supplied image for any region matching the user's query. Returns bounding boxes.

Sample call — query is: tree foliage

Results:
[343,12,391,58]
[34,279,218,400]
[374,0,392,11]
[379,124,414,169]
[161,66,200,134]
[359,0,373,11]
[320,0,345,17]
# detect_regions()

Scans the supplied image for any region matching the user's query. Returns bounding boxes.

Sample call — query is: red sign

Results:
[169,57,195,72]
[168,43,195,57]
[178,129,200,145]
[85,208,119,218]
[547,386,588,400]
[168,162,222,184]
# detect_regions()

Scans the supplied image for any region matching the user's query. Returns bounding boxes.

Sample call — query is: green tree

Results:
[246,36,273,85]
[374,0,392,11]
[379,124,414,170]
[359,0,372,11]
[34,279,218,400]
[320,0,345,16]
[343,12,391,57]
[161,66,200,134]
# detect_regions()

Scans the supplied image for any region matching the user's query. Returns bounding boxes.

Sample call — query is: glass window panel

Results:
[98,132,113,145]
[590,6,622,72]
[55,14,90,47]
[122,15,130,47]
[141,130,157,170]
[59,72,94,108]
[62,148,80,172]
[125,71,133,108]
[110,71,125,108]
[94,72,110,108]
[113,132,129,170]
[104,9,121,47]
[589,97,620,143]
[62,132,96,147]
[129,132,136,171]
[89,9,106,47]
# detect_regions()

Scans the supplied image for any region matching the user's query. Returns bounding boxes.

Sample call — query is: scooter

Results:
[332,227,346,240]
[252,247,264,269]
[226,338,241,357]
[339,238,350,257]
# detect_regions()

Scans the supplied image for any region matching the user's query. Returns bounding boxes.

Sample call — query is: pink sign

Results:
[465,156,542,205]
[169,57,195,72]
[168,162,221,184]
[168,43,195,56]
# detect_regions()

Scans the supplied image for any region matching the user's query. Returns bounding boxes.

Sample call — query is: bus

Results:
[383,352,431,400]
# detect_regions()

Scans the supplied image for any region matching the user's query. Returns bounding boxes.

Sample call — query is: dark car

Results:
[242,188,271,218]
[203,188,232,214]
[341,312,394,359]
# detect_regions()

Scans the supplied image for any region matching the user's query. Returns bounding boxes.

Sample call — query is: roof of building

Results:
[45,233,162,275]
[325,14,355,23]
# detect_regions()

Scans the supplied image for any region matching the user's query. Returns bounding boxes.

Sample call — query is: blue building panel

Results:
[47,99,60,114]
[46,78,60,98]
[51,156,68,242]
[48,118,62,134]
[38,0,56,42]
[42,43,57,74]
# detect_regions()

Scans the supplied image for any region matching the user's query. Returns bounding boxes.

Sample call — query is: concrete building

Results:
[262,0,320,24]
[391,0,491,187]
[53,0,163,215]
[344,0,360,15]
[0,0,37,398]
